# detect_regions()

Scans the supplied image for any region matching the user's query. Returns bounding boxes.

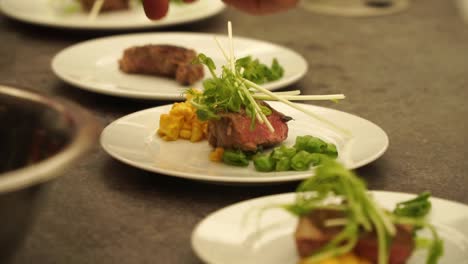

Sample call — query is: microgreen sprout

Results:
[283,158,444,264]
[189,21,350,136]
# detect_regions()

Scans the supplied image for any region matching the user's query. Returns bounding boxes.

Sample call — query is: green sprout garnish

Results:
[283,159,443,264]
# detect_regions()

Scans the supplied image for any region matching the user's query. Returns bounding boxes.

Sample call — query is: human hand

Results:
[143,0,197,20]
[143,0,298,20]
[222,0,298,15]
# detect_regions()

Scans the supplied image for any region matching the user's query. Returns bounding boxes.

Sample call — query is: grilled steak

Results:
[79,0,129,12]
[119,44,204,86]
[354,225,414,264]
[295,209,415,263]
[295,209,344,258]
[207,102,290,151]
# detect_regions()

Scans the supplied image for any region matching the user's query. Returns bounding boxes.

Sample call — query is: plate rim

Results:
[0,0,225,30]
[191,190,468,264]
[51,31,309,100]
[100,102,389,183]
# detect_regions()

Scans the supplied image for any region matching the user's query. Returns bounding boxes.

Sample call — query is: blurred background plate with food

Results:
[51,32,308,100]
[0,0,225,30]
[191,191,468,264]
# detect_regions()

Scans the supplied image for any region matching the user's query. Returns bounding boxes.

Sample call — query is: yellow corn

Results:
[209,147,224,162]
[158,114,184,141]
[157,93,208,142]
[179,129,192,139]
[299,253,370,264]
[338,253,360,264]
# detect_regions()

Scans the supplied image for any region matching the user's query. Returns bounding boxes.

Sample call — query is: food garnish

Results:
[235,55,284,85]
[156,22,347,173]
[189,22,348,136]
[283,158,443,264]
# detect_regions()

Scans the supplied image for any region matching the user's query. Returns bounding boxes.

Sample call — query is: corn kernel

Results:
[158,114,184,141]
[182,121,192,130]
[338,253,360,264]
[209,147,224,162]
[179,129,192,139]
[157,96,207,142]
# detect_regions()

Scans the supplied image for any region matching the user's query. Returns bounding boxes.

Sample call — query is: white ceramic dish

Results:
[192,191,468,264]
[52,32,308,100]
[0,0,225,30]
[100,102,389,184]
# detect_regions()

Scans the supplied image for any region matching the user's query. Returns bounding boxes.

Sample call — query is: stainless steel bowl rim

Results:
[0,84,100,193]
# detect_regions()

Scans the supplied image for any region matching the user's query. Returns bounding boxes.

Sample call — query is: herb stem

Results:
[242,78,351,137]
[254,90,302,96]
[228,21,236,72]
[88,0,104,20]
[214,36,230,63]
[252,94,345,101]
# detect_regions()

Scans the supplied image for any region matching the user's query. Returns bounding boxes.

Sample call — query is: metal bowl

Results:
[0,84,100,261]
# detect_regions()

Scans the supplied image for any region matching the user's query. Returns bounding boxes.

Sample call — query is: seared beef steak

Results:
[295,209,415,263]
[119,44,204,85]
[79,0,129,12]
[354,225,414,264]
[207,103,290,151]
[295,209,344,258]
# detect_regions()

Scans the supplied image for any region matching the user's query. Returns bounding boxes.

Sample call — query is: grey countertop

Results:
[1,0,468,263]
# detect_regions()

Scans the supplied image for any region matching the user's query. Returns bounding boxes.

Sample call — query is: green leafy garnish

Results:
[394,191,432,218]
[235,56,284,84]
[190,53,284,131]
[282,159,443,264]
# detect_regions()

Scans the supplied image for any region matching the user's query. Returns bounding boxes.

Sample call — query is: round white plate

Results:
[52,32,308,100]
[0,0,225,30]
[100,102,388,183]
[192,191,468,264]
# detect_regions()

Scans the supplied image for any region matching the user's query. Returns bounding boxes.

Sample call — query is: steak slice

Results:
[79,0,129,12]
[354,225,415,264]
[119,44,204,85]
[295,209,415,263]
[207,102,290,151]
[295,209,344,258]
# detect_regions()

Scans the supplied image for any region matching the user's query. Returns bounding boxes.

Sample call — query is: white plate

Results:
[0,0,225,30]
[192,191,468,264]
[100,102,388,183]
[52,32,308,100]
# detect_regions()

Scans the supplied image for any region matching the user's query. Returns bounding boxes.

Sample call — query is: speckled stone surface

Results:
[1,0,468,263]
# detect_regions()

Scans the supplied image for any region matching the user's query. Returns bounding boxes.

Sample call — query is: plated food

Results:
[100,101,389,183]
[119,44,205,85]
[52,32,307,100]
[99,22,387,183]
[78,0,130,13]
[153,22,342,173]
[192,162,468,263]
[0,0,225,30]
[290,160,442,263]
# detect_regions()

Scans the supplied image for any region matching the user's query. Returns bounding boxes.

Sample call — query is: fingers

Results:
[222,0,298,15]
[143,0,169,20]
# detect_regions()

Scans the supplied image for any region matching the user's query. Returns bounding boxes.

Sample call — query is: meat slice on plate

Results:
[207,102,291,151]
[295,209,415,264]
[79,0,129,12]
[119,44,204,85]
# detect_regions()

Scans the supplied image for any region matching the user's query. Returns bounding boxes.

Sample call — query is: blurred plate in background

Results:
[192,191,468,263]
[52,32,308,100]
[0,0,225,30]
